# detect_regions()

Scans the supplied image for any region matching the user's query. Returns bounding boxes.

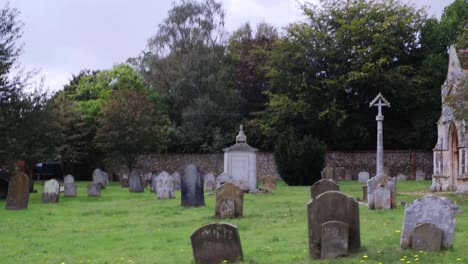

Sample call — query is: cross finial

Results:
[369,93,390,116]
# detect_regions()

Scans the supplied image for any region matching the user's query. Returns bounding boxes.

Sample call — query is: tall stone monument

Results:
[367,93,396,210]
[223,125,257,191]
[181,164,205,207]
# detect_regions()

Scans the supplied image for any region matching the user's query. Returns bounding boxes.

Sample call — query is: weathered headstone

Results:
[64,182,77,197]
[310,179,340,199]
[41,179,60,203]
[367,174,396,210]
[204,173,216,192]
[120,177,129,188]
[400,195,461,249]
[396,174,407,181]
[64,174,74,185]
[181,164,205,207]
[128,173,144,193]
[92,168,108,189]
[411,223,443,251]
[334,167,346,181]
[172,171,181,190]
[5,172,30,210]
[215,183,244,218]
[307,191,360,259]
[358,171,369,184]
[156,171,175,199]
[87,183,101,197]
[216,173,233,189]
[191,223,243,264]
[321,221,349,259]
[321,166,335,181]
[262,176,277,191]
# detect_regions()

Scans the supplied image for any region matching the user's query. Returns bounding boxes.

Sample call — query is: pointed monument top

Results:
[236,125,247,144]
[369,93,391,108]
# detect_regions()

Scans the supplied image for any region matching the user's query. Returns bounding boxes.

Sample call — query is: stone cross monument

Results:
[369,93,390,177]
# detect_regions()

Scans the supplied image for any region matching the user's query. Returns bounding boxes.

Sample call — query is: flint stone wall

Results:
[103,150,432,181]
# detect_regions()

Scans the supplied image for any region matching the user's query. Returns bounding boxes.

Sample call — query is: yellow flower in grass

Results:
[377,250,382,254]
[395,230,401,233]
[360,261,365,263]
[363,255,368,259]
[457,258,462,261]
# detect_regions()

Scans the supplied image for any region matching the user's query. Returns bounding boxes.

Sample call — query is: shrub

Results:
[274,130,326,186]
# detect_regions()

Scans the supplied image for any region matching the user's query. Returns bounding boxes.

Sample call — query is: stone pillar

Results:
[376,114,384,176]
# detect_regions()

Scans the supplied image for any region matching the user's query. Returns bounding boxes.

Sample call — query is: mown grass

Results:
[0,180,467,264]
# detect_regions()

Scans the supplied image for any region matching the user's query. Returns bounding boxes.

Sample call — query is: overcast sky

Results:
[8,0,454,93]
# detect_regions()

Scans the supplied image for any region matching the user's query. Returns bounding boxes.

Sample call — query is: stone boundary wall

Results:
[105,150,433,181]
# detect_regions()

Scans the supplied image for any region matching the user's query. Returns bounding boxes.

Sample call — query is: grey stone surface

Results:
[321,166,335,181]
[5,172,29,210]
[396,174,407,181]
[181,164,205,207]
[87,183,101,197]
[156,171,175,199]
[216,173,233,189]
[215,183,243,218]
[321,221,349,259]
[41,179,60,203]
[128,173,144,193]
[204,173,216,192]
[411,223,443,251]
[367,174,396,210]
[358,172,369,184]
[64,174,74,185]
[191,223,243,264]
[307,191,360,259]
[172,171,181,190]
[310,179,339,199]
[400,195,461,249]
[150,172,158,192]
[92,168,108,189]
[64,183,77,197]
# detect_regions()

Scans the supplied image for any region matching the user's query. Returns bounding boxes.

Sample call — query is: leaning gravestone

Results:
[321,166,335,181]
[87,183,101,197]
[64,182,77,197]
[411,223,443,251]
[156,171,175,199]
[120,177,129,188]
[128,173,144,193]
[42,179,60,203]
[310,179,340,199]
[334,167,346,181]
[191,223,243,264]
[400,195,461,250]
[5,171,30,210]
[307,191,360,259]
[367,174,396,210]
[262,176,277,191]
[204,173,216,192]
[321,220,349,259]
[215,183,243,218]
[216,173,233,189]
[181,164,204,207]
[172,171,181,190]
[92,168,108,189]
[64,174,74,185]
[358,171,369,184]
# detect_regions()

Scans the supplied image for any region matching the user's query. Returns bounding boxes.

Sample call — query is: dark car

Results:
[33,161,64,180]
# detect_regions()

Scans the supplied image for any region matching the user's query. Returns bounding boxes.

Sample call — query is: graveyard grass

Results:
[1,181,467,264]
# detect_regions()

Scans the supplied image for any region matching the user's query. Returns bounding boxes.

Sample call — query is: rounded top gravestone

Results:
[5,171,30,210]
[181,164,204,207]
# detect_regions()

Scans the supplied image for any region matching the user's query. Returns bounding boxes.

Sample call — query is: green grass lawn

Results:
[0,180,467,264]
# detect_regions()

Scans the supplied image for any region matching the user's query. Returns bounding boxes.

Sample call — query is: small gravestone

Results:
[334,167,346,181]
[87,183,101,197]
[120,177,129,188]
[358,171,369,184]
[367,174,396,210]
[64,182,77,197]
[215,183,243,218]
[92,168,108,189]
[191,223,243,264]
[41,179,60,203]
[128,173,144,193]
[321,166,335,181]
[321,221,349,259]
[307,191,360,259]
[64,174,74,185]
[262,176,277,191]
[204,173,216,192]
[5,172,30,210]
[181,164,204,207]
[400,195,461,249]
[310,179,340,199]
[156,171,175,199]
[216,172,233,188]
[411,223,443,251]
[172,171,181,190]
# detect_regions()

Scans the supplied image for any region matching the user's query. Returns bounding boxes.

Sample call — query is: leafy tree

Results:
[94,89,170,172]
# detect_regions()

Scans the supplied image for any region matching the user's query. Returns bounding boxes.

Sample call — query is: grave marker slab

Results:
[172,171,181,190]
[411,223,443,251]
[358,172,369,184]
[87,183,101,197]
[181,164,205,207]
[215,183,243,218]
[321,166,335,181]
[42,179,60,203]
[156,171,175,199]
[64,183,77,197]
[310,179,339,199]
[334,167,346,181]
[204,173,216,192]
[216,173,233,189]
[92,168,108,189]
[367,174,396,210]
[120,177,129,188]
[321,221,349,259]
[5,172,29,210]
[128,173,144,193]
[64,174,74,185]
[262,176,277,191]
